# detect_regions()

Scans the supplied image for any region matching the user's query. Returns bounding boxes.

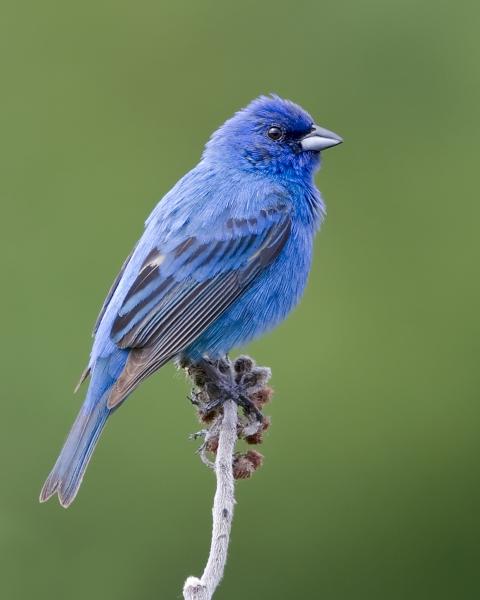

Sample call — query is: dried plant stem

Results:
[183,399,238,600]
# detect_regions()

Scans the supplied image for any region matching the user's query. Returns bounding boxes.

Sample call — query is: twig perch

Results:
[180,356,273,600]
[183,398,237,600]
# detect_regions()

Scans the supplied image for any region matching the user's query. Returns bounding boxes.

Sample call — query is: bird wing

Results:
[93,246,137,335]
[74,246,137,392]
[106,200,291,408]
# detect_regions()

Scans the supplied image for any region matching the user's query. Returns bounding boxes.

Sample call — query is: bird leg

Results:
[182,356,267,422]
[238,394,264,421]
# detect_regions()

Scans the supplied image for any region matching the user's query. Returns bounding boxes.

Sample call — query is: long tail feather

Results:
[40,351,129,507]
[39,392,110,508]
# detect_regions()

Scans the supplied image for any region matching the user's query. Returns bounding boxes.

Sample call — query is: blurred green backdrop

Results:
[1,0,479,598]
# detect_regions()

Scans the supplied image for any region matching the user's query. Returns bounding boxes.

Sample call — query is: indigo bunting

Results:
[40,95,342,507]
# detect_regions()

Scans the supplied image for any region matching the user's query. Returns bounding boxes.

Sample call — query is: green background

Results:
[1,1,479,598]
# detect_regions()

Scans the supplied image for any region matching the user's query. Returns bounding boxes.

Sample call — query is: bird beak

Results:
[300,125,343,152]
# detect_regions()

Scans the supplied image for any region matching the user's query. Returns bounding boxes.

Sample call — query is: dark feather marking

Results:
[154,277,241,358]
[158,276,240,354]
[196,240,225,270]
[241,217,291,282]
[122,264,160,305]
[181,242,209,265]
[122,280,211,348]
[119,281,196,348]
[129,274,237,364]
[111,276,175,341]
[221,237,237,258]
[142,247,161,268]
[174,237,196,257]
[224,233,251,260]
[121,248,166,306]
[93,247,136,335]
[108,273,241,407]
[117,279,211,348]
[119,226,270,347]
[240,230,263,256]
[153,274,238,350]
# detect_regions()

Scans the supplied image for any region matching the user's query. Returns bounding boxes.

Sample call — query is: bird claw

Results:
[185,356,267,423]
[202,391,263,423]
[237,394,264,422]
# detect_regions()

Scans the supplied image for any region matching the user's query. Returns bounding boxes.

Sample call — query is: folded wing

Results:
[106,201,292,408]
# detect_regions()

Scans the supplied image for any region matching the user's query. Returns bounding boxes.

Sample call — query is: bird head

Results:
[203,95,342,178]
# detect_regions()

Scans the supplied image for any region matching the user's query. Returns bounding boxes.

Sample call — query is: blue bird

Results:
[40,95,342,507]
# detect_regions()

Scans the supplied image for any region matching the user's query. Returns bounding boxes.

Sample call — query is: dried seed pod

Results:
[234,356,254,375]
[198,409,218,423]
[244,450,263,470]
[205,436,219,453]
[244,431,263,445]
[261,415,271,432]
[186,355,270,478]
[242,371,262,388]
[232,450,264,479]
[233,454,255,479]
[250,387,273,407]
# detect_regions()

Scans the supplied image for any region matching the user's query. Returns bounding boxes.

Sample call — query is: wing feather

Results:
[106,203,291,408]
[93,247,136,335]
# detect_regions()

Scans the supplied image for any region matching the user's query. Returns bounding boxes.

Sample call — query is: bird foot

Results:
[236,394,264,422]
[183,354,273,476]
[183,356,268,422]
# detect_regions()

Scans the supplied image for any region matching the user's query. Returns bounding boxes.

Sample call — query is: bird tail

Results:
[39,350,130,508]
[39,391,111,508]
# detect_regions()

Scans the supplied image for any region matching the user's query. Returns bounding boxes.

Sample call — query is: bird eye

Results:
[267,126,284,141]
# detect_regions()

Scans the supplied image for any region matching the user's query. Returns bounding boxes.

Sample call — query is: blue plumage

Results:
[40,95,342,506]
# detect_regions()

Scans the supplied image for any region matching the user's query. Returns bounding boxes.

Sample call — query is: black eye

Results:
[267,126,284,141]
